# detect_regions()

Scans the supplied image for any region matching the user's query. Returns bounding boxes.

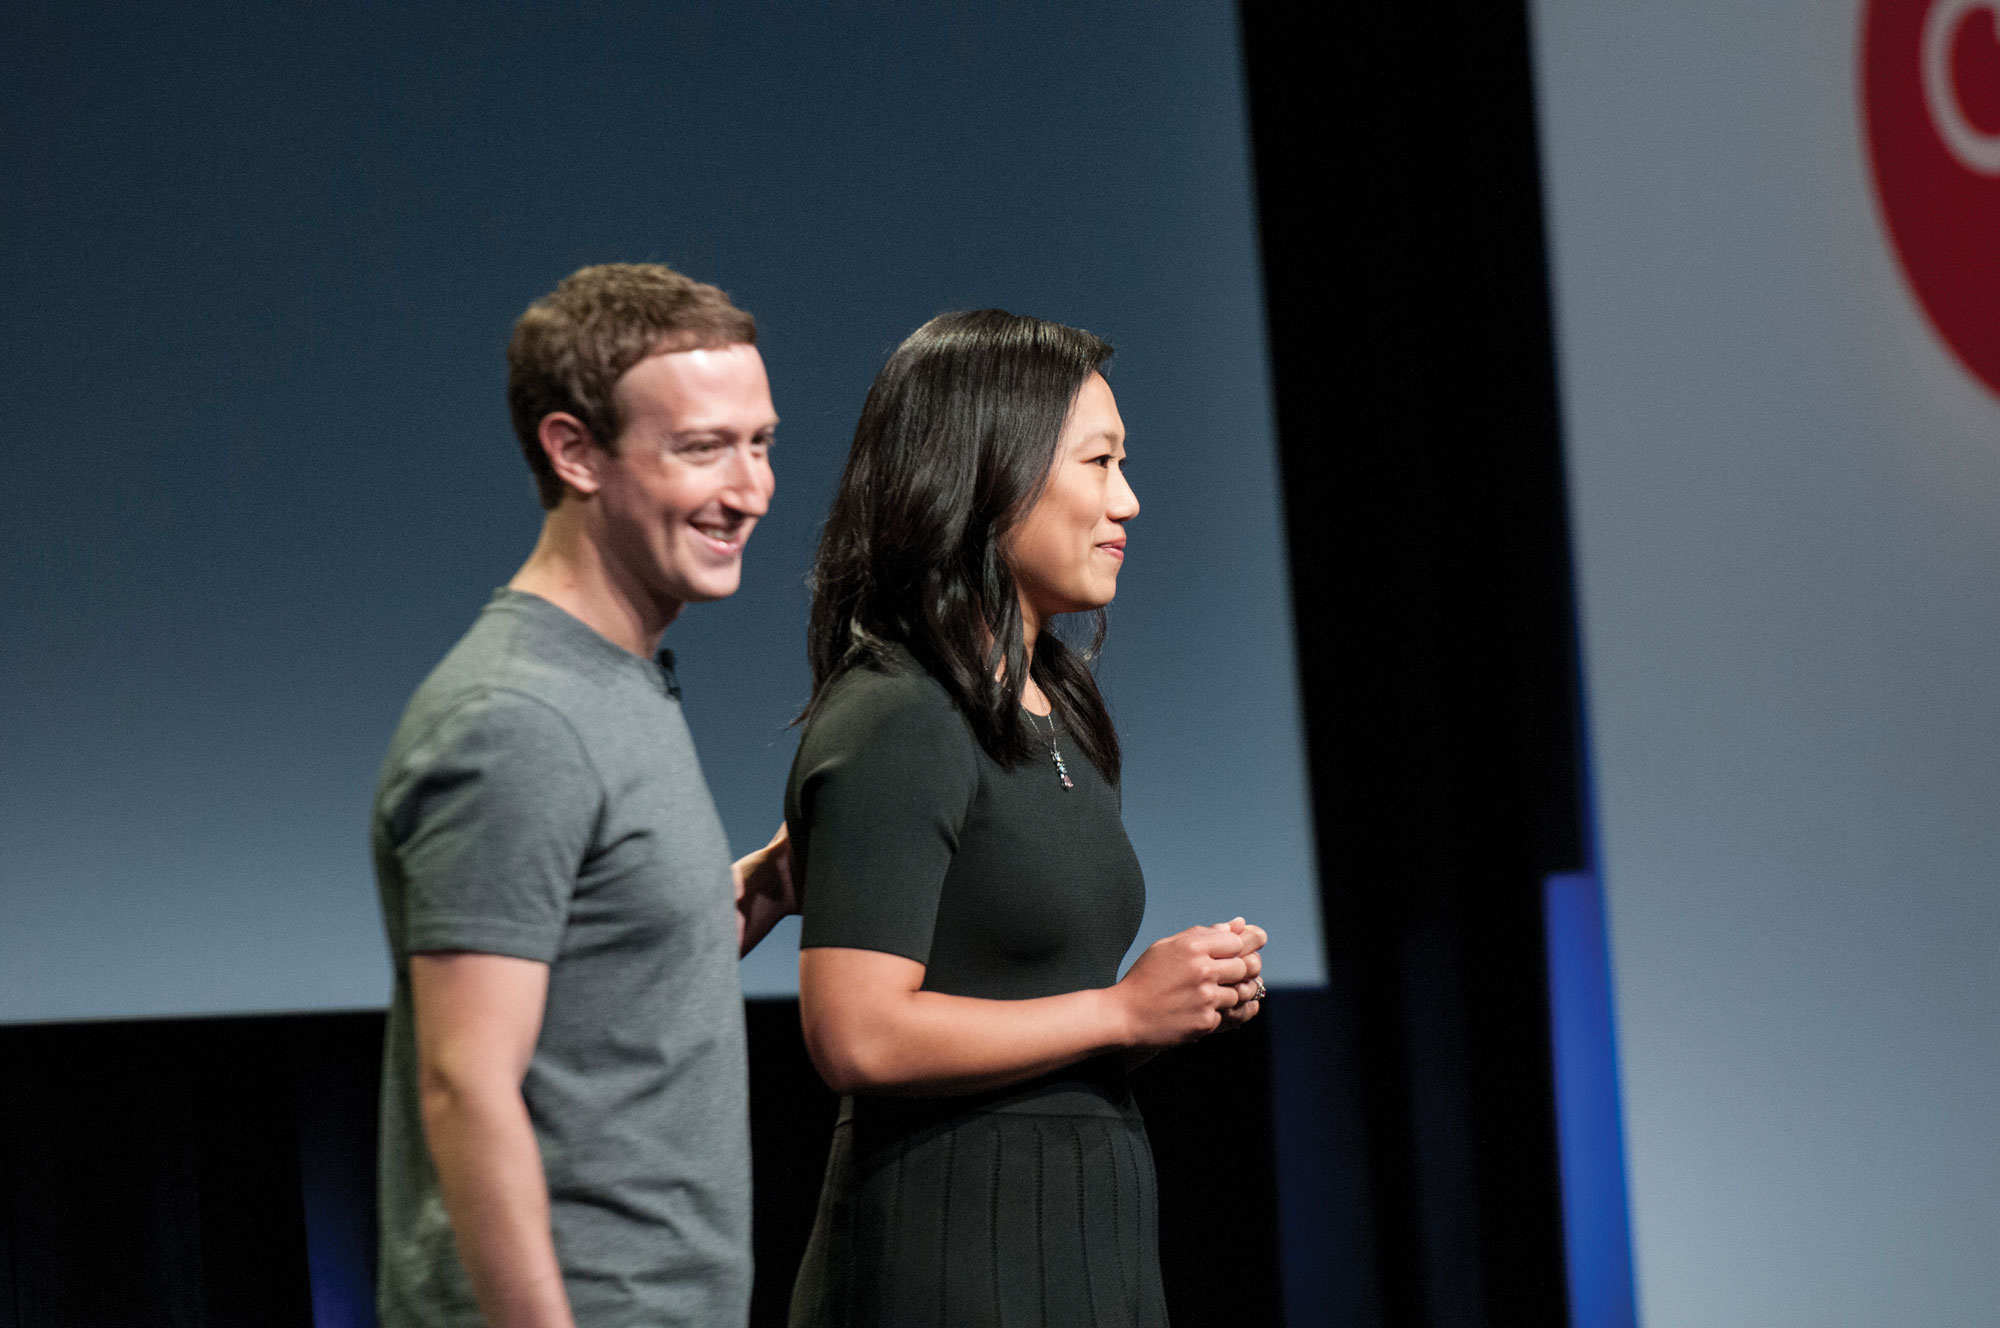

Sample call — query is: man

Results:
[371,263,795,1327]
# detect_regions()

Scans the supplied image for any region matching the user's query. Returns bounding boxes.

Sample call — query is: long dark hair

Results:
[804,309,1121,781]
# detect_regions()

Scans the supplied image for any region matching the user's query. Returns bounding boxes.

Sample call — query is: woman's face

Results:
[1004,372,1139,626]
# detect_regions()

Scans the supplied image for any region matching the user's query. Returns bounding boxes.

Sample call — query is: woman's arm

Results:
[800,922,1266,1096]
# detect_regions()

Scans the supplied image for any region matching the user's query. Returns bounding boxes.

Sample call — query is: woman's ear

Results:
[537,412,606,497]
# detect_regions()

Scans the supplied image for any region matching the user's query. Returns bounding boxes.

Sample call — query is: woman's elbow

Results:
[804,1032,876,1095]
[811,1058,870,1097]
[803,1015,900,1095]
[799,953,930,1093]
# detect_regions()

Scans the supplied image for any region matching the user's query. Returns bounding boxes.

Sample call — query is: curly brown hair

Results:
[506,263,757,508]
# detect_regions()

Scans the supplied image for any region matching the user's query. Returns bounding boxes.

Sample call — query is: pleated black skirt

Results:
[788,1075,1169,1328]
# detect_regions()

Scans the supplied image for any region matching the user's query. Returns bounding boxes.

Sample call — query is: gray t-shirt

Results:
[372,589,750,1328]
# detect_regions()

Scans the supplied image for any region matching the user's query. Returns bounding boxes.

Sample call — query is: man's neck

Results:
[508,506,680,658]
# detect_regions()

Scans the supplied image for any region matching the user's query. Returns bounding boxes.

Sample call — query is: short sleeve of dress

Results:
[789,666,981,964]
[376,689,602,962]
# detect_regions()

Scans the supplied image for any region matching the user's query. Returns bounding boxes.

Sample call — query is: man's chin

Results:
[659,569,743,606]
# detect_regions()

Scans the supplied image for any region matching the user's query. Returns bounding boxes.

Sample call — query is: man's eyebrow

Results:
[664,421,779,439]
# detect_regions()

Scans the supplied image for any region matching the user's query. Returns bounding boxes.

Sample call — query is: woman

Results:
[785,310,1268,1327]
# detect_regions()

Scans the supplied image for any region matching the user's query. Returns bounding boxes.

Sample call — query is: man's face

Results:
[592,343,777,616]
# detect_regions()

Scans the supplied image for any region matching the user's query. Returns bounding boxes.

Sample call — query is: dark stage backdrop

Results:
[0,1,1322,1020]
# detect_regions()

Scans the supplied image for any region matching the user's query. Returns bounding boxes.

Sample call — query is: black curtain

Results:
[0,1004,1287,1327]
[1241,1,1588,1323]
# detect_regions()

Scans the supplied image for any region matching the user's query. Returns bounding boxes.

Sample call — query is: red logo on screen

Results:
[1863,0,2000,396]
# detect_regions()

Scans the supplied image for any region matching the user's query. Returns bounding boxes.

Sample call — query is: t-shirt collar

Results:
[486,587,683,702]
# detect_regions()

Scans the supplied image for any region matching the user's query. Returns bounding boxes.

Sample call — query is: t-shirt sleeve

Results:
[377,689,601,962]
[791,673,980,964]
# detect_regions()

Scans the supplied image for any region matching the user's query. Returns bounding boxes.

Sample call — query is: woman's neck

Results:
[1012,599,1051,716]
[1018,599,1043,661]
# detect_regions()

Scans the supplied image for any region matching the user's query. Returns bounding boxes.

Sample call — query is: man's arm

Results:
[734,822,797,956]
[410,952,575,1328]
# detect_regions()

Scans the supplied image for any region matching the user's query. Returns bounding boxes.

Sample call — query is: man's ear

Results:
[538,412,606,497]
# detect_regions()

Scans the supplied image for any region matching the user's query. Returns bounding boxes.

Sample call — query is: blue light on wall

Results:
[1543,869,1639,1328]
[296,1042,380,1328]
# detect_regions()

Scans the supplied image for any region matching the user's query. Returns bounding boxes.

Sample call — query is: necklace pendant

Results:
[1031,708,1075,790]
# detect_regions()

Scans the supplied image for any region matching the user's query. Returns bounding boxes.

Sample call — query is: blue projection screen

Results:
[1531,0,2000,1321]
[0,3,1321,1021]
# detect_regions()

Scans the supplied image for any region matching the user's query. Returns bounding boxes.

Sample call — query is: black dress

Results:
[785,653,1166,1328]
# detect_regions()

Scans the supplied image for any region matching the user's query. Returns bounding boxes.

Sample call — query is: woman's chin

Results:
[1024,583,1118,625]
[1062,589,1119,615]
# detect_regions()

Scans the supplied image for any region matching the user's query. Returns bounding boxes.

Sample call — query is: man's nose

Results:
[723,445,773,516]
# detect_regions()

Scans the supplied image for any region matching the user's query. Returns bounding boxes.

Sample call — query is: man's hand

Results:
[410,953,576,1328]
[735,821,798,956]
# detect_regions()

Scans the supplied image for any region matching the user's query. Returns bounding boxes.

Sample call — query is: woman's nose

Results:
[1109,469,1139,521]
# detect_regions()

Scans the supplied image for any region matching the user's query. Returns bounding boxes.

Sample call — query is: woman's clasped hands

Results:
[1110,916,1268,1046]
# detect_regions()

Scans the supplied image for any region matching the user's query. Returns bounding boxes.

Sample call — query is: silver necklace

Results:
[1028,707,1073,789]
